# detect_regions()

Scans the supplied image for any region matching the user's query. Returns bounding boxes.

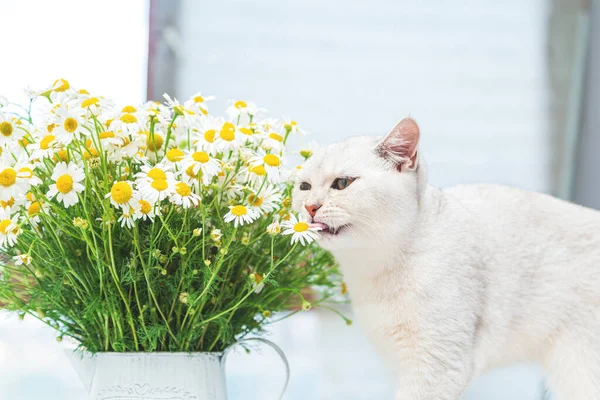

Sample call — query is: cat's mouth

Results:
[311,222,349,236]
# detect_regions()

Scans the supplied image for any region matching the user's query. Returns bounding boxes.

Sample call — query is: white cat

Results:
[292,118,600,400]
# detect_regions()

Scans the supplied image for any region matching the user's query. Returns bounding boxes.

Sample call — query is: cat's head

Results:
[292,118,426,251]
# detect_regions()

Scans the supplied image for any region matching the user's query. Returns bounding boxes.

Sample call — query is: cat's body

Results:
[293,119,600,399]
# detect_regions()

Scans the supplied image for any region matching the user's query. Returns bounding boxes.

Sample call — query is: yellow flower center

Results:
[99,131,115,139]
[219,122,235,141]
[234,100,247,109]
[28,201,42,215]
[78,89,90,95]
[47,123,56,133]
[0,197,14,207]
[119,136,131,147]
[81,97,99,108]
[0,219,13,234]
[53,79,70,92]
[40,135,55,150]
[19,137,30,148]
[185,165,199,179]
[204,129,216,143]
[194,95,204,103]
[139,199,151,214]
[146,133,163,151]
[122,105,137,113]
[26,192,35,202]
[176,182,192,197]
[64,118,78,133]
[110,182,133,204]
[239,127,253,136]
[0,122,14,137]
[231,205,248,216]
[151,179,168,191]
[56,174,73,194]
[269,133,283,142]
[166,148,184,162]
[120,113,138,124]
[55,149,68,162]
[0,168,16,187]
[263,154,281,167]
[250,165,266,176]
[18,167,33,179]
[83,147,99,160]
[293,222,309,232]
[248,194,264,207]
[147,168,166,180]
[192,151,210,163]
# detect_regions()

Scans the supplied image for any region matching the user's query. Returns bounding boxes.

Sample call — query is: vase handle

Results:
[222,337,290,400]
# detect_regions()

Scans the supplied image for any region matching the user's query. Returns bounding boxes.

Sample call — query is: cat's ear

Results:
[375,117,420,171]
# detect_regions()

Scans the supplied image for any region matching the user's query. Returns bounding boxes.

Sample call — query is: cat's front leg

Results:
[393,352,473,400]
[388,327,475,400]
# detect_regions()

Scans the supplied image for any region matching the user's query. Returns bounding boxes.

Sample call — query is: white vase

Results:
[65,338,289,400]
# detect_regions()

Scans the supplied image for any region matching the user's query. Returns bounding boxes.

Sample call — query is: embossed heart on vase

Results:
[134,383,150,395]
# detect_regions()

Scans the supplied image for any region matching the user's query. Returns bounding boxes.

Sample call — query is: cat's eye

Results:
[299,182,311,191]
[331,177,356,190]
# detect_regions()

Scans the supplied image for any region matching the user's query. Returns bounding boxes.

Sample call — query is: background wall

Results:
[173,0,551,193]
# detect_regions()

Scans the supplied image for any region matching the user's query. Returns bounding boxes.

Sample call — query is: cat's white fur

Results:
[292,118,600,400]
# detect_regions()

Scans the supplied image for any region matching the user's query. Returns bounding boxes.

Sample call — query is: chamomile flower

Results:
[184,92,215,115]
[246,186,282,213]
[143,130,166,155]
[237,124,259,145]
[23,199,48,227]
[226,100,258,119]
[261,131,285,153]
[281,214,321,246]
[135,164,175,202]
[132,197,158,222]
[170,181,201,208]
[266,221,281,235]
[223,204,259,227]
[298,140,319,160]
[30,130,61,159]
[118,208,135,228]
[79,95,114,119]
[51,104,86,145]
[36,78,71,98]
[0,160,39,201]
[165,148,185,164]
[105,181,137,210]
[214,121,240,152]
[47,162,85,208]
[282,117,306,136]
[0,207,21,248]
[249,150,284,183]
[13,254,32,266]
[192,116,222,155]
[0,114,25,148]
[163,93,196,119]
[110,133,143,161]
[98,131,125,147]
[110,105,143,133]
[181,150,220,185]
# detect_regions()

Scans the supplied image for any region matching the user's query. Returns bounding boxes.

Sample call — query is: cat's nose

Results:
[305,204,322,218]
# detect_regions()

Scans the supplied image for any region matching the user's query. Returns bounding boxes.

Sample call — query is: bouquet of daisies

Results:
[0,79,345,352]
